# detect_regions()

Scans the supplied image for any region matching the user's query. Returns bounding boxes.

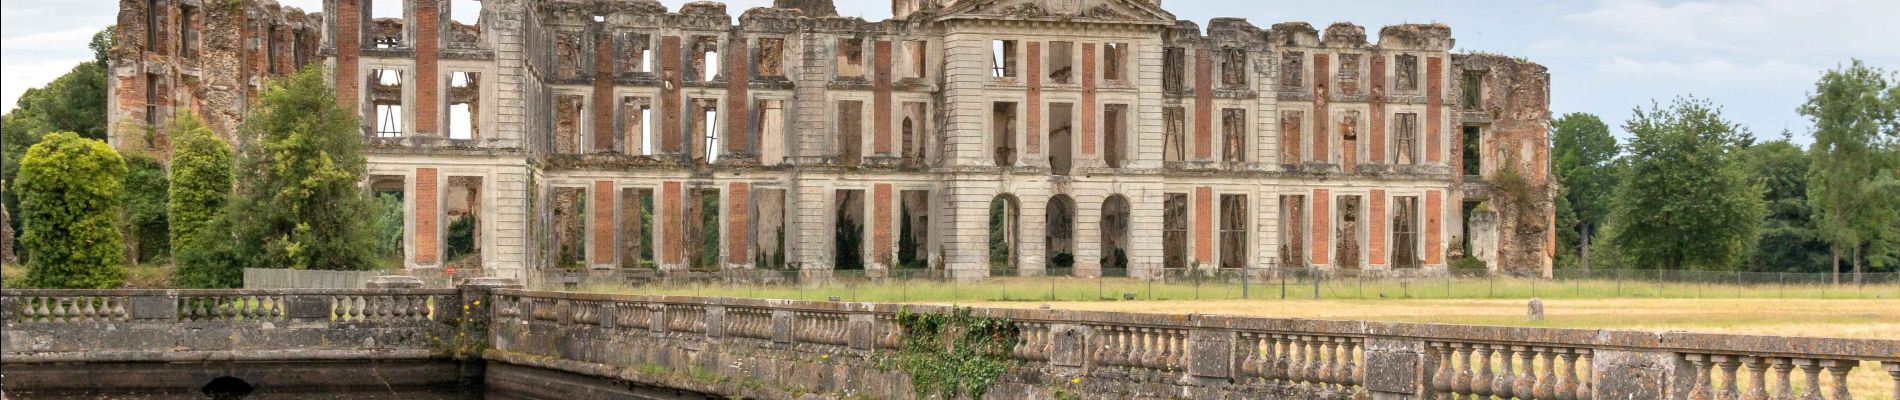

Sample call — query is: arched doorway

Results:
[988,195,1019,274]
[1100,195,1131,277]
[1046,195,1076,275]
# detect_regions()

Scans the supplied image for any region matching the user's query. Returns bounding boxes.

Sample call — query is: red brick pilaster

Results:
[1026,42,1042,155]
[415,168,440,264]
[1194,187,1214,265]
[1369,54,1387,163]
[872,40,893,155]
[1426,190,1443,264]
[1312,53,1330,164]
[1426,56,1443,163]
[727,183,751,264]
[1194,50,1213,160]
[335,0,361,113]
[662,182,683,263]
[873,184,893,264]
[1311,189,1330,265]
[414,0,439,135]
[725,37,750,154]
[592,181,615,262]
[660,36,683,154]
[1081,43,1097,157]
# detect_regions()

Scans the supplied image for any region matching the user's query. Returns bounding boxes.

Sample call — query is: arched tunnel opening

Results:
[201,376,255,399]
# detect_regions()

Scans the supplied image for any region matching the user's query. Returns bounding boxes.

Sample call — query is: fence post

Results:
[1241,265,1249,299]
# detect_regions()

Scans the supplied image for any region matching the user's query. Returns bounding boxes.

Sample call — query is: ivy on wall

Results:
[894,306,1020,399]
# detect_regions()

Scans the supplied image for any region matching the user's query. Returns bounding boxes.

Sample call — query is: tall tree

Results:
[1738,136,1831,272]
[1551,112,1619,271]
[168,112,238,288]
[16,133,128,288]
[218,66,378,271]
[1608,97,1765,271]
[1800,60,1899,284]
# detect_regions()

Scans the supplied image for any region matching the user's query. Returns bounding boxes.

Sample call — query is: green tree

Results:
[1551,112,1619,271]
[10,63,109,140]
[90,26,117,67]
[168,112,237,288]
[1801,60,1900,284]
[220,66,378,271]
[121,153,169,263]
[1738,136,1831,272]
[17,132,127,288]
[1608,97,1765,271]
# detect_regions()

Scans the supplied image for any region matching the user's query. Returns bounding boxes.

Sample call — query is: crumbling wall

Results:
[1455,54,1554,277]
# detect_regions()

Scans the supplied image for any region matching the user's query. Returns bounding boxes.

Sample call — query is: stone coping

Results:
[494,289,1900,361]
[1,288,459,296]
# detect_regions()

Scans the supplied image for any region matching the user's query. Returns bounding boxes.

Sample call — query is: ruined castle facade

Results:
[107,0,1555,279]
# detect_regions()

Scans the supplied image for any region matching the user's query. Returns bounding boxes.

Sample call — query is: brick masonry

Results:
[416,168,439,265]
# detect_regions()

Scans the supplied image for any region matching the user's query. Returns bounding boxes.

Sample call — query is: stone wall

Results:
[6,284,1899,399]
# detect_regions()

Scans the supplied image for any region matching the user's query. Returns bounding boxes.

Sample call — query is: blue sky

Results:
[5,0,1896,144]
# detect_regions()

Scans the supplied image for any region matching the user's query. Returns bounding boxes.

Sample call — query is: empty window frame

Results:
[1100,196,1132,275]
[447,71,480,140]
[988,196,1019,271]
[837,100,864,167]
[836,38,865,78]
[555,32,585,80]
[1395,54,1419,91]
[616,32,651,75]
[690,36,719,81]
[1219,194,1247,269]
[1046,41,1074,84]
[1162,106,1186,162]
[1463,126,1483,176]
[621,97,653,155]
[1335,195,1364,269]
[1280,51,1304,88]
[1281,110,1304,163]
[1337,54,1361,94]
[896,190,930,269]
[369,69,406,137]
[904,40,927,79]
[1048,102,1074,175]
[756,99,785,163]
[1392,196,1420,269]
[1463,71,1485,109]
[1104,42,1127,82]
[901,102,927,165]
[684,188,721,271]
[179,6,199,57]
[1279,195,1306,268]
[144,74,159,129]
[1340,110,1361,165]
[756,38,785,77]
[619,188,655,269]
[1046,195,1076,273]
[1221,108,1247,162]
[1162,47,1186,93]
[691,99,719,162]
[1393,113,1419,165]
[751,188,787,269]
[552,94,585,153]
[1162,193,1189,269]
[552,187,586,268]
[1221,48,1247,88]
[992,40,1018,78]
[835,190,867,270]
[1103,104,1128,168]
[992,102,1018,167]
[450,0,479,25]
[444,177,483,263]
[145,0,160,51]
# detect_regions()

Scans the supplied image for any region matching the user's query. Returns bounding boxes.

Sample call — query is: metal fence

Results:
[242,268,388,289]
[533,267,1900,302]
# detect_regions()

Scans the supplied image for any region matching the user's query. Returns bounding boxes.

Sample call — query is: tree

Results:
[89,26,116,67]
[1608,97,1765,271]
[1551,112,1619,271]
[168,112,236,288]
[121,153,169,263]
[17,132,127,288]
[219,66,378,271]
[1800,60,1899,284]
[1738,136,1831,272]
[9,63,109,140]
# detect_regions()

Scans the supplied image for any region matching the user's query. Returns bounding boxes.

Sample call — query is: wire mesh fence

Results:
[538,267,1900,302]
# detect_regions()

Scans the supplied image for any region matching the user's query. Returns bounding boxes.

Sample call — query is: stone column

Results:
[1362,337,1425,400]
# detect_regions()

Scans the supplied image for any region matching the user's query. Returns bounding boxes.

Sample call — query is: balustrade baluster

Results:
[1452,343,1473,396]
[1743,357,1770,400]
[1559,349,1582,400]
[1471,344,1493,398]
[82,298,99,321]
[1821,360,1854,400]
[1714,355,1741,400]
[1330,337,1348,387]
[1794,359,1823,400]
[1343,338,1362,386]
[1430,343,1453,399]
[1263,334,1284,380]
[1773,357,1796,400]
[1883,361,1899,400]
[1577,350,1595,400]
[1537,347,1560,400]
[1312,337,1333,385]
[52,298,70,323]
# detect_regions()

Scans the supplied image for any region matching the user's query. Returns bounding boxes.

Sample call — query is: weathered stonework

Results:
[110,0,1555,279]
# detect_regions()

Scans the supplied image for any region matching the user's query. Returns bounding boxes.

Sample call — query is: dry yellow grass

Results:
[954,298,1899,399]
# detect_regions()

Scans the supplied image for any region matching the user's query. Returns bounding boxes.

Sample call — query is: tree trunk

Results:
[1831,250,1840,285]
[1852,245,1863,286]
[1580,223,1591,273]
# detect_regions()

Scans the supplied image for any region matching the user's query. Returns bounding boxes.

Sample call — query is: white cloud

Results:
[1593,57,1816,83]
[0,58,90,114]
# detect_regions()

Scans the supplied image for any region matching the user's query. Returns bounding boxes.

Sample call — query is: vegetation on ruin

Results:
[169,112,238,288]
[122,153,169,264]
[16,132,128,289]
[893,306,1020,400]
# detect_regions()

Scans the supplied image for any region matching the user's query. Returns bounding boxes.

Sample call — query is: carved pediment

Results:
[940,0,1174,24]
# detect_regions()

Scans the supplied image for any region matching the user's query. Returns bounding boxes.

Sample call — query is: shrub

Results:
[122,153,168,263]
[224,66,378,271]
[17,132,127,288]
[168,112,237,288]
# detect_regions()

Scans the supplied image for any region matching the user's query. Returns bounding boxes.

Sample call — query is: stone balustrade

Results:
[486,289,1900,400]
[6,284,1896,399]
